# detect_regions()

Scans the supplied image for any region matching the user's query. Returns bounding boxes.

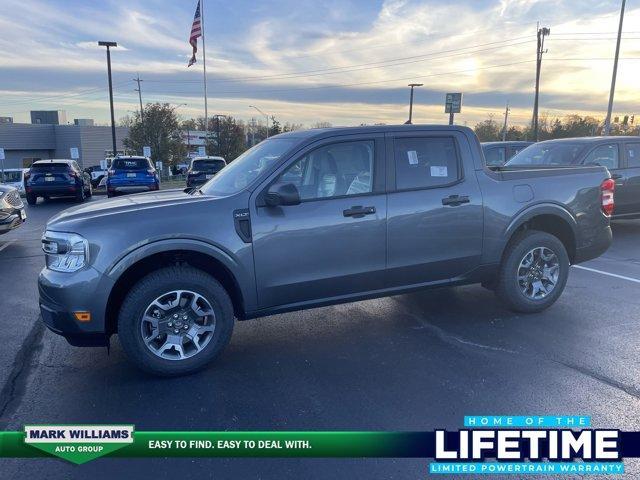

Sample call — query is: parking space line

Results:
[0,239,15,253]
[573,265,640,284]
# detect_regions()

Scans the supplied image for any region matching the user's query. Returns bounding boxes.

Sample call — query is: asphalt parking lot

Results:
[1,197,640,479]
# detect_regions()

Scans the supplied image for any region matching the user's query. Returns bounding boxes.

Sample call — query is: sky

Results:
[0,0,638,129]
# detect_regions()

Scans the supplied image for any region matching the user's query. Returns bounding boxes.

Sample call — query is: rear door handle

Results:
[343,206,376,218]
[442,195,470,207]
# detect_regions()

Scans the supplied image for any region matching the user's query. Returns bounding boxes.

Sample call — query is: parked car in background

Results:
[39,125,613,376]
[0,185,26,234]
[25,159,92,205]
[482,141,533,167]
[85,159,112,188]
[186,156,227,188]
[106,156,159,198]
[0,168,28,195]
[505,136,640,219]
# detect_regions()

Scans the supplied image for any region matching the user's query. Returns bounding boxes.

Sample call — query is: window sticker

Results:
[629,149,635,158]
[430,166,448,177]
[407,150,419,165]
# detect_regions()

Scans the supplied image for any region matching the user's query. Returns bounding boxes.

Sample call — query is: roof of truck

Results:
[270,124,475,141]
[537,136,640,144]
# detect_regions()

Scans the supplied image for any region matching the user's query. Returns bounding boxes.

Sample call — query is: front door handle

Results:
[442,195,470,207]
[343,205,376,218]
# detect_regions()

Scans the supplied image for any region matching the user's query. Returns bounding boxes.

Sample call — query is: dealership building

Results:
[0,122,129,169]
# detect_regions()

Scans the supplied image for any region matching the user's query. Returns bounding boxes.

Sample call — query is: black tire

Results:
[26,193,37,206]
[86,183,92,197]
[117,266,234,376]
[107,192,115,198]
[495,230,569,313]
[75,186,85,203]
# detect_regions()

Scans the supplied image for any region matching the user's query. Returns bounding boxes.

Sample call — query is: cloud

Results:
[0,0,638,127]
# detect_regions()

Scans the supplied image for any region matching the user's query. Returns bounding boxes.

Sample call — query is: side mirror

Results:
[265,182,301,207]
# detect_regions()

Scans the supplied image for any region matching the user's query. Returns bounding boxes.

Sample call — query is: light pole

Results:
[98,41,118,156]
[249,105,270,138]
[604,0,626,135]
[405,83,423,124]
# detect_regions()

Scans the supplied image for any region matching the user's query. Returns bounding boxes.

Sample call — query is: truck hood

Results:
[47,189,210,230]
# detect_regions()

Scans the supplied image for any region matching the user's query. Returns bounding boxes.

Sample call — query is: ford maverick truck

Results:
[39,125,613,375]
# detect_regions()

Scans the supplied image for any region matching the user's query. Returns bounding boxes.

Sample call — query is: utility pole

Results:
[133,74,144,127]
[532,25,550,142]
[604,0,626,136]
[405,83,423,124]
[502,102,510,141]
[249,105,269,138]
[98,41,118,155]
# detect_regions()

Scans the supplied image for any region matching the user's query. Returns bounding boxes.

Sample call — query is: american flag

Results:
[187,1,202,67]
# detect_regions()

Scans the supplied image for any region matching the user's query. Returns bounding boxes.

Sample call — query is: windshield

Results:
[192,159,225,172]
[113,158,151,170]
[505,143,585,167]
[1,171,23,182]
[199,139,297,196]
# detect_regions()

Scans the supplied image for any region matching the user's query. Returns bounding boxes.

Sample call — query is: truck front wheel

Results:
[117,266,234,376]
[495,230,569,313]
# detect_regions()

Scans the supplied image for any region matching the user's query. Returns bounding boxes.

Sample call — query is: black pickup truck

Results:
[505,136,640,219]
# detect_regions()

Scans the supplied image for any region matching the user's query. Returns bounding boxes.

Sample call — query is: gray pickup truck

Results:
[39,125,613,376]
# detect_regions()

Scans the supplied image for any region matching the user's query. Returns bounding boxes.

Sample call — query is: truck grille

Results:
[4,189,23,208]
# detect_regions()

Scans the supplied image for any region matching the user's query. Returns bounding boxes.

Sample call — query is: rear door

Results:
[386,130,483,287]
[619,142,640,217]
[251,134,387,308]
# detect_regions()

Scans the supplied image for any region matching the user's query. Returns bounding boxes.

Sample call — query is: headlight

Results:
[42,231,89,272]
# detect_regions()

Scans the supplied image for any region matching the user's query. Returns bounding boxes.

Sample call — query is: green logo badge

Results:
[24,425,134,464]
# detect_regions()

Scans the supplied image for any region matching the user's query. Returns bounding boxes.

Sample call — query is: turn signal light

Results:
[73,311,91,322]
[600,178,615,217]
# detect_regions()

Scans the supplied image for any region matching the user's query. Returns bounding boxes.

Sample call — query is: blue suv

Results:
[106,156,159,197]
[25,159,92,205]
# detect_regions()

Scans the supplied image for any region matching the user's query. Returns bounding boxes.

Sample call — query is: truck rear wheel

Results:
[117,266,234,376]
[495,230,569,313]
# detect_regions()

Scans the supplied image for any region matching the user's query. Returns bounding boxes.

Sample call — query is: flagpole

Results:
[200,0,209,147]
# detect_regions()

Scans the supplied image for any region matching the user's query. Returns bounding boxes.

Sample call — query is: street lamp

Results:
[98,41,118,155]
[249,105,270,138]
[405,83,423,124]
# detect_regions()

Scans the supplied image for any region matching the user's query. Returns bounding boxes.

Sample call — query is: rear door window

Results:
[484,147,506,167]
[113,158,150,170]
[394,137,460,190]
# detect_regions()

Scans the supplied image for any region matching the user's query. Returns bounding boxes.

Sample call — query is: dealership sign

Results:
[23,425,134,464]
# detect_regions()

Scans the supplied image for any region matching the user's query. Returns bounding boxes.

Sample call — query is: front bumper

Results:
[38,265,115,347]
[0,207,25,233]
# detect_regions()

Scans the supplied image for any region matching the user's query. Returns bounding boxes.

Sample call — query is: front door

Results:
[251,136,387,309]
[386,132,483,287]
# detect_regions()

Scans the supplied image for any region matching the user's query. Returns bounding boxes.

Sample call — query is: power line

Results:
[0,80,133,107]
[144,36,534,86]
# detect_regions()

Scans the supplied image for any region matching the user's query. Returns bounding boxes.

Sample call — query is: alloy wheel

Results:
[140,290,216,360]
[517,247,560,300]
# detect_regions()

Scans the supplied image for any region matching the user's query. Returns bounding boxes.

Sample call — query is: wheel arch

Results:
[503,204,578,263]
[104,241,250,335]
